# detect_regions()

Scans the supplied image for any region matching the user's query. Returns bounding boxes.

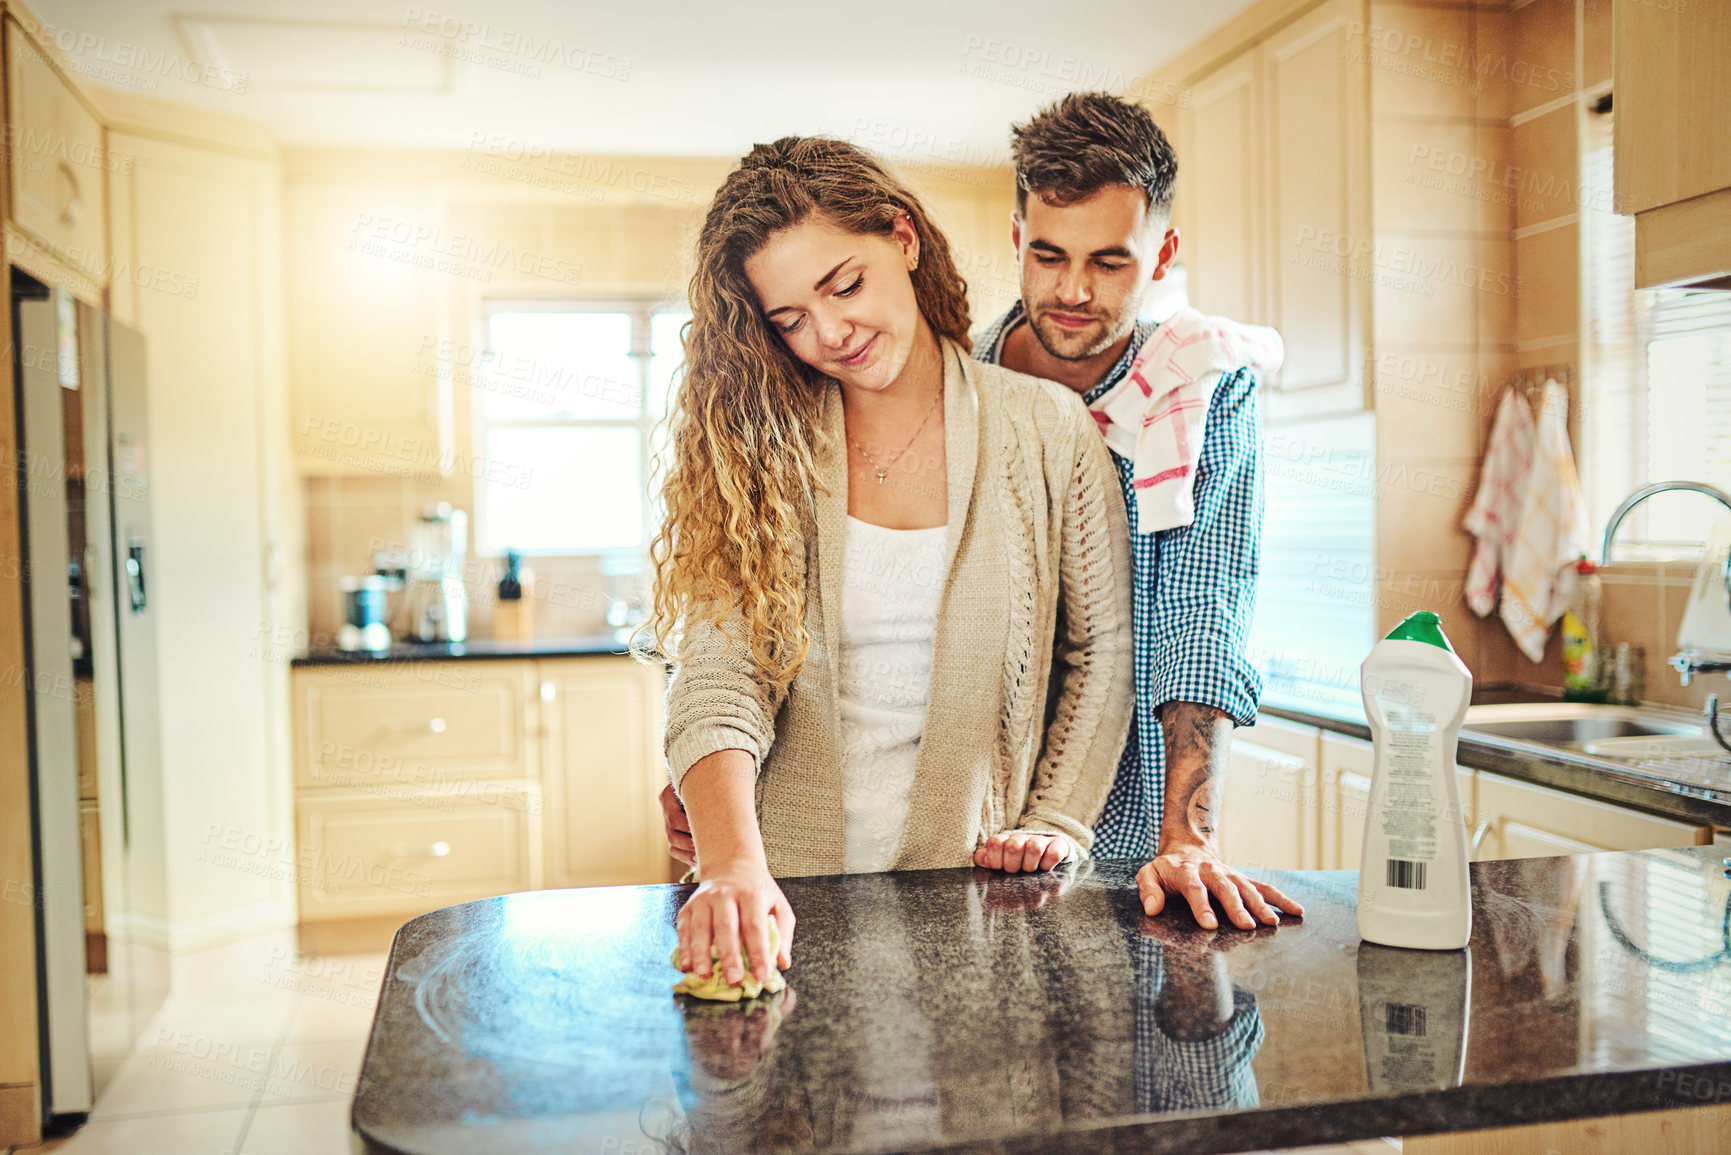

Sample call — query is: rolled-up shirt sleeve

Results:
[1147,367,1264,728]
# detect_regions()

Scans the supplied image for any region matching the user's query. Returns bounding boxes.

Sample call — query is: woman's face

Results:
[744,212,924,394]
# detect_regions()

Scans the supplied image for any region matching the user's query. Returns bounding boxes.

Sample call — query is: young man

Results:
[972,91,1299,930]
[659,92,1301,933]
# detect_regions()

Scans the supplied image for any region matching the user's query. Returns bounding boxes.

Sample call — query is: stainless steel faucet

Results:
[1600,481,1731,693]
[1599,479,1731,566]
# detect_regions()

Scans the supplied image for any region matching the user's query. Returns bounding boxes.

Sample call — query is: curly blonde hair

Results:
[645,137,973,689]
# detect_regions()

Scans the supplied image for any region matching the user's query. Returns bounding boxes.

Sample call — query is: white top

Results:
[837,515,948,873]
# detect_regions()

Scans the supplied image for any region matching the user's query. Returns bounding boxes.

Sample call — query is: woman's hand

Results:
[676,861,796,986]
[660,783,696,867]
[973,832,1067,873]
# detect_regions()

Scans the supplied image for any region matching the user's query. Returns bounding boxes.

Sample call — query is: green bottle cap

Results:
[1384,610,1454,652]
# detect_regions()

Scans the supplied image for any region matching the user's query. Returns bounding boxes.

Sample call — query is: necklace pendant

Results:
[875,469,888,485]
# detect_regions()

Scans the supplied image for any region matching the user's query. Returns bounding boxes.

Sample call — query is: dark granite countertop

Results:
[291,635,643,666]
[1259,698,1731,830]
[353,846,1731,1154]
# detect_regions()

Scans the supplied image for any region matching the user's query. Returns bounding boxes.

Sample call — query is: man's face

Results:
[1012,184,1179,361]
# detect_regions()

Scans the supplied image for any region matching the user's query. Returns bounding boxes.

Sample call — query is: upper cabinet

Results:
[285,177,451,476]
[1613,1,1731,287]
[1179,0,1368,420]
[1187,53,1262,330]
[4,14,109,293]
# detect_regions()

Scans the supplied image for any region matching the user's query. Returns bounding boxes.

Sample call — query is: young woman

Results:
[648,136,1132,990]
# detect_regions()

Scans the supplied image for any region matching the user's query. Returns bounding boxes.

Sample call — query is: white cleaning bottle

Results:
[1358,611,1473,950]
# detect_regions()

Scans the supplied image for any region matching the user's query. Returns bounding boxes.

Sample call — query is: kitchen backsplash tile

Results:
[1513,222,1580,344]
[1373,117,1482,233]
[1366,1,1480,120]
[1512,105,1579,229]
[1371,348,1490,462]
[300,475,621,647]
[1510,0,1578,118]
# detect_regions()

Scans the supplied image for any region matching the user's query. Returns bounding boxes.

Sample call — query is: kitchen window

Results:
[472,299,690,557]
[1583,107,1731,555]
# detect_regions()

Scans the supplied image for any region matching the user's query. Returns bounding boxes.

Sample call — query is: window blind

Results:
[1582,108,1731,552]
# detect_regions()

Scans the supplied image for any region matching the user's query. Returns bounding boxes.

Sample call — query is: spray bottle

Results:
[1358,611,1473,950]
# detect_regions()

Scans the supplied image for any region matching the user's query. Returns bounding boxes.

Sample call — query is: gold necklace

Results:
[845,383,943,485]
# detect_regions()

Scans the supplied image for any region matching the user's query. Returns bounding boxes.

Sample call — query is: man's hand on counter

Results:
[1138,841,1304,930]
[661,783,695,867]
[1147,701,1306,930]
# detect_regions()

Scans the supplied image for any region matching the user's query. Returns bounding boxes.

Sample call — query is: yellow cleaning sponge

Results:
[671,920,787,1001]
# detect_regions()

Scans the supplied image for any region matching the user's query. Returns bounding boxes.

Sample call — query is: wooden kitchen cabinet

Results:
[295,662,538,790]
[1471,770,1710,860]
[291,653,670,927]
[296,788,536,920]
[4,14,108,286]
[1320,732,1371,870]
[1186,52,1262,330]
[539,656,670,889]
[1613,0,1731,287]
[99,114,302,949]
[1179,0,1368,420]
[284,178,450,476]
[1223,715,1324,870]
[1222,737,1314,871]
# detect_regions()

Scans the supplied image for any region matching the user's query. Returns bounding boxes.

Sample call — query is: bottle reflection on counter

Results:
[1357,942,1471,1094]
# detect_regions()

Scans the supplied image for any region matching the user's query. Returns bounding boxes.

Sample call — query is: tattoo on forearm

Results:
[1164,702,1233,842]
[1186,785,1218,836]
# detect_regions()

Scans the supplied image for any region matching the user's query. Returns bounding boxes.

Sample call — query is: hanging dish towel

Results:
[1463,381,1588,661]
[1463,387,1536,617]
[1086,306,1283,532]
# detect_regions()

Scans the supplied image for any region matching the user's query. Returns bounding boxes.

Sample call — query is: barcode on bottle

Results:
[1386,1003,1428,1036]
[1386,859,1427,890]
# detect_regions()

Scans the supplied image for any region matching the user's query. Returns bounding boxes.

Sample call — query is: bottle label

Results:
[1562,610,1592,689]
[1369,674,1441,869]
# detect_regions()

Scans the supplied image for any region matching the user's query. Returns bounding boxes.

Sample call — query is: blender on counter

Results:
[405,503,469,644]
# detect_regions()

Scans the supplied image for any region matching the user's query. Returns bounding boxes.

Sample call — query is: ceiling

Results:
[29,0,1253,160]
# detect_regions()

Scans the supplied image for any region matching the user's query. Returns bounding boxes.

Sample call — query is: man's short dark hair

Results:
[1010,92,1178,220]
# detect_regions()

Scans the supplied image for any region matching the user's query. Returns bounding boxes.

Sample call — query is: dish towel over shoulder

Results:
[1462,381,1589,661]
[1085,306,1284,533]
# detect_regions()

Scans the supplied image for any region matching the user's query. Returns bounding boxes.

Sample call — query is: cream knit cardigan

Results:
[664,339,1133,878]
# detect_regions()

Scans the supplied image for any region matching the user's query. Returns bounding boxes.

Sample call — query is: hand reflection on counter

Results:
[669,986,814,1155]
[681,987,797,1082]
[1130,910,1270,1112]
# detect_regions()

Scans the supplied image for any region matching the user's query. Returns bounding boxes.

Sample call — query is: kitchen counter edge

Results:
[1258,702,1731,830]
[290,636,665,666]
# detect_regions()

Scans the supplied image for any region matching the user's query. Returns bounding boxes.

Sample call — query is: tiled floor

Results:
[0,927,1403,1155]
[8,927,384,1155]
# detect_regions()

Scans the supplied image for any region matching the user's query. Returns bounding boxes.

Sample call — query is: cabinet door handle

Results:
[1469,817,1493,855]
[57,160,83,228]
[425,716,447,733]
[388,840,451,860]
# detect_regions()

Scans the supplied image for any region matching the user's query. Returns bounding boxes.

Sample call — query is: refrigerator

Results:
[14,271,169,1125]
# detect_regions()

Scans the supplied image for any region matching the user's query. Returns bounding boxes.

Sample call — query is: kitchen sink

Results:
[1462,714,1703,744]
[1460,702,1730,800]
[1460,701,1721,760]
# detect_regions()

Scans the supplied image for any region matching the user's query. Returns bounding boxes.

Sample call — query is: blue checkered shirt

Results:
[974,302,1264,858]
